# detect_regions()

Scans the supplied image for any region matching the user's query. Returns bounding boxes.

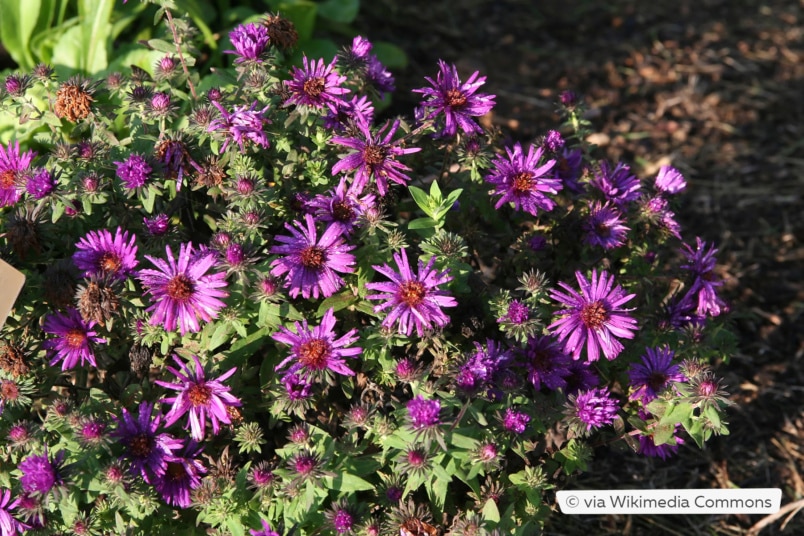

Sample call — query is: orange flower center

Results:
[130,433,153,457]
[303,77,326,98]
[100,251,122,273]
[512,172,534,194]
[362,145,387,166]
[65,329,87,349]
[0,170,16,189]
[445,88,467,108]
[187,384,212,406]
[579,300,607,329]
[332,201,355,222]
[166,275,194,301]
[298,339,330,370]
[300,246,326,269]
[399,281,427,307]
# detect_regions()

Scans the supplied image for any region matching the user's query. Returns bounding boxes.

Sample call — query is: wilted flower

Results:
[208,100,271,153]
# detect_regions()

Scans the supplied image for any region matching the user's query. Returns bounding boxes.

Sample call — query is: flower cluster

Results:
[0,7,735,536]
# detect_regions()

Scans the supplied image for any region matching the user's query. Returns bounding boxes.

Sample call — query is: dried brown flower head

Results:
[75,278,120,326]
[54,77,96,122]
[0,341,30,377]
[262,13,299,51]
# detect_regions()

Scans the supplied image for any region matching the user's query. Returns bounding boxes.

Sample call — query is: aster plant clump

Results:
[0,4,737,535]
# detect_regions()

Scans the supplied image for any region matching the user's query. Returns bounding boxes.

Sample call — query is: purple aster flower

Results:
[328,502,357,534]
[309,178,376,234]
[323,95,375,131]
[283,373,313,401]
[554,146,584,193]
[208,100,271,154]
[137,243,229,335]
[366,55,395,95]
[272,307,361,380]
[114,153,152,190]
[156,354,241,441]
[331,119,421,196]
[250,519,281,536]
[680,237,726,317]
[0,141,36,208]
[284,55,349,113]
[413,60,496,137]
[365,248,457,337]
[407,395,441,430]
[499,300,529,324]
[572,387,619,431]
[269,215,356,299]
[18,449,65,495]
[42,308,106,370]
[543,129,565,152]
[583,201,629,250]
[225,22,270,64]
[149,92,173,118]
[72,227,139,280]
[0,488,28,535]
[75,417,108,448]
[112,402,184,484]
[590,161,641,207]
[520,335,572,391]
[548,269,638,362]
[629,346,687,404]
[485,142,561,216]
[144,213,170,236]
[25,168,56,199]
[654,165,686,194]
[456,339,513,394]
[154,442,206,508]
[502,408,530,434]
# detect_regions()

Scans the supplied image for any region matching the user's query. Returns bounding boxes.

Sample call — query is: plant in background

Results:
[0,1,736,534]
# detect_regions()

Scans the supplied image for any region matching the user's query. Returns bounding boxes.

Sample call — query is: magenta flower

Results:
[114,153,152,190]
[25,168,56,199]
[308,178,376,234]
[680,237,726,317]
[284,55,349,112]
[269,214,356,299]
[323,95,375,132]
[654,165,686,194]
[455,339,513,394]
[0,488,27,535]
[72,227,139,280]
[208,100,271,153]
[112,402,184,484]
[225,22,270,64]
[485,142,561,216]
[548,269,638,362]
[519,335,572,391]
[331,119,421,195]
[629,346,687,404]
[407,395,441,430]
[583,201,629,250]
[18,449,65,495]
[42,308,107,370]
[272,307,361,380]
[144,213,170,236]
[365,248,457,337]
[156,354,241,441]
[413,60,496,137]
[590,161,641,207]
[250,520,281,536]
[154,442,206,508]
[366,55,395,95]
[502,408,530,434]
[0,140,36,207]
[554,146,584,193]
[572,387,619,431]
[499,300,529,324]
[137,243,229,335]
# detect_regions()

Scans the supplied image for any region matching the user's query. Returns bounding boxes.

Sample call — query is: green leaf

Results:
[408,185,430,213]
[429,180,442,202]
[79,0,114,73]
[0,0,41,69]
[316,290,356,316]
[373,41,408,69]
[324,473,375,492]
[207,322,234,352]
[408,217,438,230]
[316,0,359,23]
[651,422,676,446]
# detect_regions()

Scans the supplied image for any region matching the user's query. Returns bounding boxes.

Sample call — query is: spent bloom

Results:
[269,214,356,299]
[42,308,107,370]
[654,165,687,194]
[583,201,630,250]
[1,140,36,207]
[366,248,457,337]
[331,119,421,195]
[156,354,241,441]
[208,100,271,153]
[284,55,349,112]
[413,60,496,137]
[112,402,184,484]
[485,142,561,216]
[18,450,65,495]
[226,22,271,64]
[571,387,619,431]
[272,307,361,380]
[629,346,686,404]
[114,153,152,190]
[137,243,229,335]
[72,227,139,280]
[549,269,638,362]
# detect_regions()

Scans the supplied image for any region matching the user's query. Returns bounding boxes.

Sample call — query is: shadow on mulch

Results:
[355,0,803,533]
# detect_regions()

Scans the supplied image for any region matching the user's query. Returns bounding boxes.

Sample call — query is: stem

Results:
[163,8,198,101]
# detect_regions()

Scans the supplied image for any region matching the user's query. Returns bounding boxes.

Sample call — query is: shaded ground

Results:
[356,0,804,534]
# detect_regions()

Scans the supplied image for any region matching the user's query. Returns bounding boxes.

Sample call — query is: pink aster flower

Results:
[284,55,349,113]
[272,307,361,380]
[590,161,641,207]
[225,22,270,64]
[156,354,241,441]
[154,442,206,508]
[413,60,496,137]
[0,140,36,207]
[42,308,107,370]
[72,227,139,280]
[485,142,561,216]
[0,488,28,535]
[137,243,229,335]
[269,214,356,299]
[365,248,457,337]
[331,119,421,195]
[548,269,638,362]
[208,100,271,154]
[654,165,686,194]
[582,201,630,250]
[18,449,65,495]
[114,153,152,190]
[308,178,376,234]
